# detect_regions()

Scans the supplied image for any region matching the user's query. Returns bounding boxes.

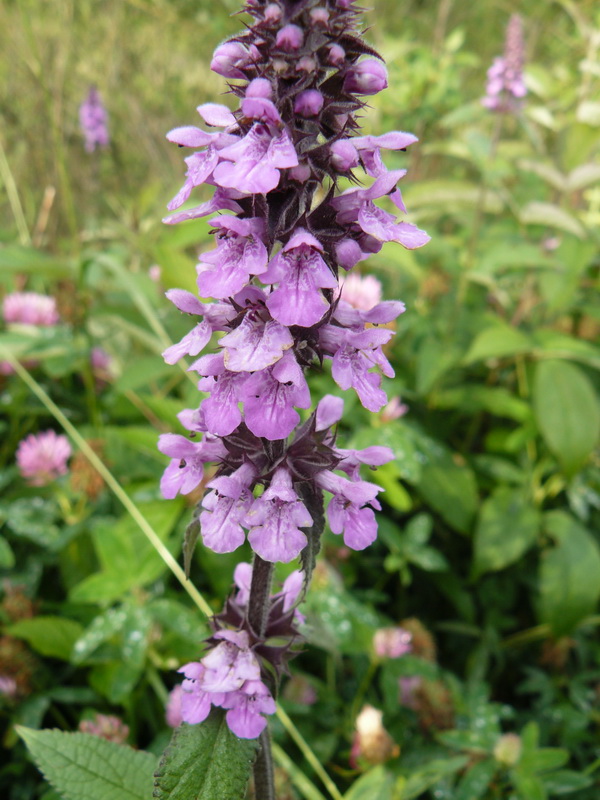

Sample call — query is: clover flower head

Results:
[16,430,72,486]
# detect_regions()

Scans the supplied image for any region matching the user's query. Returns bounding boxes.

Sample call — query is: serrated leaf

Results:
[6,617,83,661]
[520,202,585,238]
[153,712,258,800]
[533,359,600,475]
[473,488,540,576]
[538,511,600,635]
[16,727,156,800]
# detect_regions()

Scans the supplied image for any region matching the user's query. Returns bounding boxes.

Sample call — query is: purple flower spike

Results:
[79,87,109,153]
[160,0,431,741]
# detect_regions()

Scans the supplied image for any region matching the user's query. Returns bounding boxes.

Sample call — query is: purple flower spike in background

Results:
[158,0,429,767]
[483,14,527,112]
[79,86,109,153]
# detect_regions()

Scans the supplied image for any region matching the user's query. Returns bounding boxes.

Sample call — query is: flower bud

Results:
[296,56,317,73]
[330,139,359,171]
[246,77,272,98]
[294,89,324,117]
[381,396,408,422]
[344,58,388,95]
[327,43,345,66]
[351,705,399,766]
[309,7,329,26]
[210,42,253,79]
[275,24,303,51]
[289,163,311,183]
[335,239,363,270]
[264,3,282,24]
[493,733,522,767]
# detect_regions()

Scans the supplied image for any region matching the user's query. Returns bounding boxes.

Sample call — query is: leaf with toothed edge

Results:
[153,710,259,800]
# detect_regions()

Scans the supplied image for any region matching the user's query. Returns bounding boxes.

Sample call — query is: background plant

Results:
[1,1,599,799]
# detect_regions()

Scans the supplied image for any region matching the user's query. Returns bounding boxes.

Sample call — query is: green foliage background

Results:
[1,0,599,798]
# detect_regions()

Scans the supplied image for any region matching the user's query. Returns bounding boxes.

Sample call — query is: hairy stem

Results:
[248,554,275,800]
[254,728,276,800]
[248,554,274,638]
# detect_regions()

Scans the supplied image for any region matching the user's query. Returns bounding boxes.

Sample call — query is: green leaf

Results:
[519,202,585,238]
[566,163,600,192]
[463,324,533,364]
[397,756,469,799]
[72,606,129,664]
[344,766,396,800]
[511,771,547,800]
[0,534,15,568]
[454,758,498,800]
[153,713,259,800]
[6,617,83,661]
[533,360,600,475]
[89,661,143,704]
[538,511,600,635]
[472,488,540,577]
[16,727,156,800]
[541,770,593,795]
[418,455,478,534]
[432,386,531,423]
[0,246,73,277]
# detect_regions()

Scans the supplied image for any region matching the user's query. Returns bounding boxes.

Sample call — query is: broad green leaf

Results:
[538,511,600,635]
[6,617,83,661]
[16,727,156,800]
[397,756,469,799]
[89,661,143,704]
[433,385,530,423]
[533,360,600,475]
[541,770,593,795]
[304,564,382,654]
[519,202,585,238]
[344,766,396,800]
[454,758,497,800]
[463,324,533,364]
[533,330,600,371]
[511,771,547,800]
[72,606,129,664]
[418,455,478,534]
[153,713,258,800]
[70,500,184,604]
[473,488,540,576]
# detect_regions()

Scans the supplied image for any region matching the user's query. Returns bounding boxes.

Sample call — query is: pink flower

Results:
[16,430,72,486]
[78,714,129,744]
[373,627,412,659]
[338,274,383,311]
[166,684,184,728]
[381,396,409,422]
[3,292,59,326]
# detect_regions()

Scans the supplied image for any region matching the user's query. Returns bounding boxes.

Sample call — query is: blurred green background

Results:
[1,1,600,799]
